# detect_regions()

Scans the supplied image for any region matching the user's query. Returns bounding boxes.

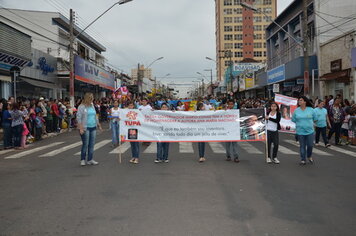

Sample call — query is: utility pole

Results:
[69,9,75,107]
[302,0,310,97]
[137,63,141,98]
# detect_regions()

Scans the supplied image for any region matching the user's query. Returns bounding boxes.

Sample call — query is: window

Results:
[263,16,272,22]
[225,60,231,66]
[224,34,233,40]
[264,51,267,57]
[253,25,262,31]
[233,8,242,14]
[235,43,243,49]
[233,0,241,5]
[264,42,266,48]
[224,17,233,23]
[224,8,233,15]
[235,52,243,57]
[224,0,232,5]
[234,34,243,40]
[253,16,262,22]
[254,51,263,57]
[263,0,272,4]
[254,34,262,39]
[254,43,262,48]
[234,25,243,31]
[224,26,233,32]
[224,43,233,49]
[234,17,243,23]
[264,7,272,13]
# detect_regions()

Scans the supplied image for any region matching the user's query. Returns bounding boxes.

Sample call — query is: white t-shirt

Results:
[267,113,278,131]
[138,104,152,110]
[177,105,185,111]
[204,104,213,110]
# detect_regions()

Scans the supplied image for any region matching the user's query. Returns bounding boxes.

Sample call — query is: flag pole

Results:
[264,108,268,163]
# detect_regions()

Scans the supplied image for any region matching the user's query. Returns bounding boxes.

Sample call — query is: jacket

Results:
[76,104,99,131]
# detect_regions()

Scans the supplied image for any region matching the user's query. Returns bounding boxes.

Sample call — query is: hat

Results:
[39,97,44,100]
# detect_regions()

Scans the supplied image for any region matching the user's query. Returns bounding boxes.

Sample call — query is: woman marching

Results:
[127,102,140,164]
[196,102,206,163]
[265,102,281,164]
[292,96,317,165]
[155,103,171,163]
[314,100,331,147]
[109,100,121,147]
[77,92,102,166]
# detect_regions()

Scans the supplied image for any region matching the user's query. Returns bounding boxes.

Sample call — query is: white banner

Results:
[119,110,241,142]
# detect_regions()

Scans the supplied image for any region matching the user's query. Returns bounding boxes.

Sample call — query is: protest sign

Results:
[274,94,298,133]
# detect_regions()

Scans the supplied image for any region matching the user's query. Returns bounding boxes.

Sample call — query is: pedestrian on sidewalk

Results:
[196,102,206,163]
[109,100,121,147]
[292,96,317,165]
[2,103,13,149]
[327,98,345,145]
[224,100,239,163]
[265,102,281,164]
[9,103,25,149]
[34,111,44,141]
[126,102,140,164]
[45,100,53,133]
[314,100,331,147]
[155,103,170,163]
[77,93,102,166]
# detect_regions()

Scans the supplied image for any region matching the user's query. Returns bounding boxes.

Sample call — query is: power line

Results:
[315,10,356,20]
[314,11,347,34]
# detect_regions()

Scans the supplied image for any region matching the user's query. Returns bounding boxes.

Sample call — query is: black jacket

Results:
[267,111,281,130]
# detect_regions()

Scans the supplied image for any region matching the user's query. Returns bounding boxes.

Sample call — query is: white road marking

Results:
[143,143,157,153]
[0,149,15,155]
[284,140,332,156]
[179,142,194,153]
[278,145,298,155]
[326,145,356,157]
[238,142,263,154]
[109,142,130,154]
[209,142,226,154]
[4,142,64,159]
[75,139,111,155]
[39,141,82,157]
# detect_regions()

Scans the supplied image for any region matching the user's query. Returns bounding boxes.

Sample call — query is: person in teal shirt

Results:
[314,100,331,147]
[292,96,317,165]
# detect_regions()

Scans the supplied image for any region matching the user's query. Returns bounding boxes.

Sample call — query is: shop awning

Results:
[0,75,11,82]
[20,77,58,89]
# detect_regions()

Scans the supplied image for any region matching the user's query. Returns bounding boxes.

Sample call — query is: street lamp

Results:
[137,57,164,97]
[205,56,216,62]
[147,57,164,68]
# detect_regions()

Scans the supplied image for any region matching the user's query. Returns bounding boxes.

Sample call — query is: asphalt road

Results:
[0,127,355,236]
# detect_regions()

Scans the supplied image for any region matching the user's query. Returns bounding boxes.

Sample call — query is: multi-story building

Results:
[215,0,277,82]
[131,65,153,83]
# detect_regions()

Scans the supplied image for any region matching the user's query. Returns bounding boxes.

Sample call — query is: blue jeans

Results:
[80,127,96,161]
[157,142,170,160]
[198,142,205,157]
[315,127,328,145]
[111,121,120,145]
[298,134,314,161]
[12,124,23,147]
[2,123,13,148]
[130,142,140,158]
[225,142,239,159]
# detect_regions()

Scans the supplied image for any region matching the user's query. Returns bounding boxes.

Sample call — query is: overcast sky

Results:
[1,0,293,97]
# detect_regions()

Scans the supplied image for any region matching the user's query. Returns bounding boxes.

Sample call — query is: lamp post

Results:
[69,0,133,107]
[204,69,213,96]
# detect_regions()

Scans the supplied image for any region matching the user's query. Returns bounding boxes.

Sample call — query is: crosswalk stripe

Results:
[39,141,82,157]
[326,145,356,157]
[238,142,263,154]
[209,142,226,154]
[74,140,111,155]
[4,142,65,159]
[143,143,157,153]
[278,145,298,155]
[284,140,332,156]
[0,149,16,155]
[109,142,130,154]
[179,142,194,153]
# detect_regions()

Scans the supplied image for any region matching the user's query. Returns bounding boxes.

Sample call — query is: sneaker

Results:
[80,160,86,166]
[234,158,240,163]
[325,144,331,148]
[266,158,272,164]
[87,160,99,165]
[226,156,232,161]
[199,157,206,163]
[308,158,314,164]
[299,161,306,166]
[315,143,320,146]
[154,159,162,163]
[164,160,169,163]
[133,159,139,164]
[273,158,280,164]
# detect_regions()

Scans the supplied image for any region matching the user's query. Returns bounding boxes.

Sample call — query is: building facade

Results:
[215,0,277,82]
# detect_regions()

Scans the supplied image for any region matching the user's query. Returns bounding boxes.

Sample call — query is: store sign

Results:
[267,64,285,84]
[245,78,255,89]
[74,55,115,91]
[233,63,264,73]
[352,48,356,68]
[330,59,342,72]
[283,81,295,87]
[296,79,304,85]
[37,57,55,75]
[273,84,280,93]
[0,51,30,71]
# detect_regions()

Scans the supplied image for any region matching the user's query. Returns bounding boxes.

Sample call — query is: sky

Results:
[1,0,293,98]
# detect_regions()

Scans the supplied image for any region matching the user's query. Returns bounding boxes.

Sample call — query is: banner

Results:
[274,94,298,133]
[120,109,266,142]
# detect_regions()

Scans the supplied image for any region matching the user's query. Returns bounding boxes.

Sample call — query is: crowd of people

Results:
[1,93,356,167]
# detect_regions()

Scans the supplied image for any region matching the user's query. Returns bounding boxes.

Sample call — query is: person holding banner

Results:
[196,102,207,163]
[109,100,121,147]
[225,100,240,163]
[126,102,140,164]
[77,92,102,166]
[176,101,185,111]
[314,100,331,147]
[155,103,171,163]
[292,96,317,165]
[265,102,281,164]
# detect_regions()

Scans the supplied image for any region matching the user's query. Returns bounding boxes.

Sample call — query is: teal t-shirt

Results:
[87,107,97,128]
[292,107,317,135]
[314,107,327,128]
